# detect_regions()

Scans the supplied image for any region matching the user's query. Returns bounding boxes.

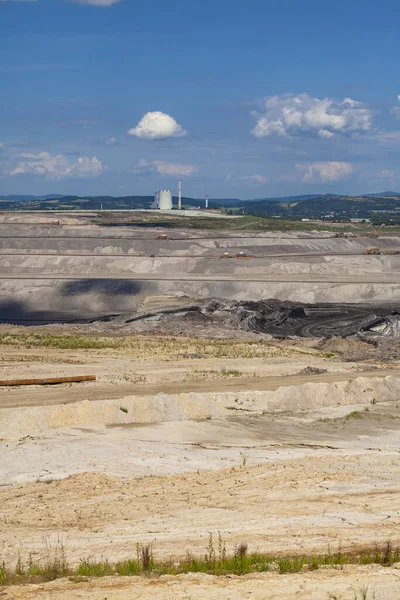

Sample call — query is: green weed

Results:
[1,538,398,587]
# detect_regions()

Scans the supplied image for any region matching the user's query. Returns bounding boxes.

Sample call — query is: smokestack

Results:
[178,180,182,210]
[205,194,208,209]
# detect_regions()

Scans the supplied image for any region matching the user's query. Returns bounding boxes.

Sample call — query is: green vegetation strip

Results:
[1,537,398,586]
[0,333,329,359]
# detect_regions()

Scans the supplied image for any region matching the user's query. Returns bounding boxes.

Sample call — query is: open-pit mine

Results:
[0,212,400,599]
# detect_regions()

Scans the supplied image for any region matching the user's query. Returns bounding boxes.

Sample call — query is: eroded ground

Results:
[0,331,399,598]
[0,219,399,598]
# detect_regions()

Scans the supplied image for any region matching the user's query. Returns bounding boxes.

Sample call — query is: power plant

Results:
[151,180,209,211]
[153,189,173,210]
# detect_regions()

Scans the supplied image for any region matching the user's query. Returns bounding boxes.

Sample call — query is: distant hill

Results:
[364,191,400,197]
[250,194,335,202]
[0,193,72,202]
[0,192,399,224]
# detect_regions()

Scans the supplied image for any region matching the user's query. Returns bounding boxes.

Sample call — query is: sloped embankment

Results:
[1,375,399,440]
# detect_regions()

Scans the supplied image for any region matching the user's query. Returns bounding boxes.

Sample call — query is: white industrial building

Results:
[158,190,173,210]
[152,189,173,210]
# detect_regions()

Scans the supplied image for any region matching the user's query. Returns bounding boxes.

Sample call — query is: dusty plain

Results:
[0,212,400,599]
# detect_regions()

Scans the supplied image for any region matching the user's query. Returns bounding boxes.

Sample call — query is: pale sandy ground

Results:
[0,294,398,590]
[2,567,400,600]
[1,335,400,597]
[2,450,400,564]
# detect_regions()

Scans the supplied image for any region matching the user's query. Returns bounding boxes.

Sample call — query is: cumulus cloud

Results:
[241,173,268,185]
[134,159,195,177]
[8,152,105,179]
[251,94,373,139]
[129,111,187,140]
[297,161,354,183]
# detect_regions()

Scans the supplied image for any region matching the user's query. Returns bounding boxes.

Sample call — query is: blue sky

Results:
[1,0,400,198]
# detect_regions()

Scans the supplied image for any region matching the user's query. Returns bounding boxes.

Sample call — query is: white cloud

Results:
[372,130,400,144]
[71,0,122,5]
[134,159,195,177]
[105,137,117,145]
[241,173,268,185]
[0,0,122,4]
[251,93,373,138]
[129,111,187,140]
[297,161,354,183]
[8,152,105,179]
[378,169,396,178]
[153,161,194,176]
[390,95,400,120]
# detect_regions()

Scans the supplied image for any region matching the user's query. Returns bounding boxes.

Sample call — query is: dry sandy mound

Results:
[1,375,399,440]
[0,392,225,440]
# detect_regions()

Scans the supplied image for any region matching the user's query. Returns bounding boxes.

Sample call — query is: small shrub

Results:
[345,411,364,421]
[139,544,153,572]
[76,558,113,578]
[0,562,9,586]
[115,559,140,576]
[40,539,69,581]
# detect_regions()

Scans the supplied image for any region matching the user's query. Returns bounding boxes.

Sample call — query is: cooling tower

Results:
[158,189,173,210]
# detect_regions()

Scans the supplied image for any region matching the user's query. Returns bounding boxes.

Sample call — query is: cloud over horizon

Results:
[251,94,373,139]
[390,95,400,121]
[0,0,123,4]
[297,161,354,183]
[8,152,105,179]
[240,173,268,185]
[129,112,187,140]
[134,159,195,177]
[71,0,122,5]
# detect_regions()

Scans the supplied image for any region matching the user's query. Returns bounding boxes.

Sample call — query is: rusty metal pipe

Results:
[0,375,96,387]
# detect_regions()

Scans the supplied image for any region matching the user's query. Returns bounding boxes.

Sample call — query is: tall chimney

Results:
[178,180,182,210]
[205,194,208,209]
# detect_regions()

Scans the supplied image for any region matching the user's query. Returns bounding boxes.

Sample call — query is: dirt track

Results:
[1,368,398,409]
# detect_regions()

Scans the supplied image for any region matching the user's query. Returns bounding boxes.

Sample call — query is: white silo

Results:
[158,189,173,210]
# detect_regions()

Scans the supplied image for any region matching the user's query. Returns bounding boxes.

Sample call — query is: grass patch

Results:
[76,558,114,578]
[1,538,399,587]
[0,333,330,361]
[345,410,365,421]
[187,368,245,381]
[319,408,370,424]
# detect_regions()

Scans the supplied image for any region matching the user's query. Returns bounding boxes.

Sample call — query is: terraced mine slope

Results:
[0,218,400,323]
